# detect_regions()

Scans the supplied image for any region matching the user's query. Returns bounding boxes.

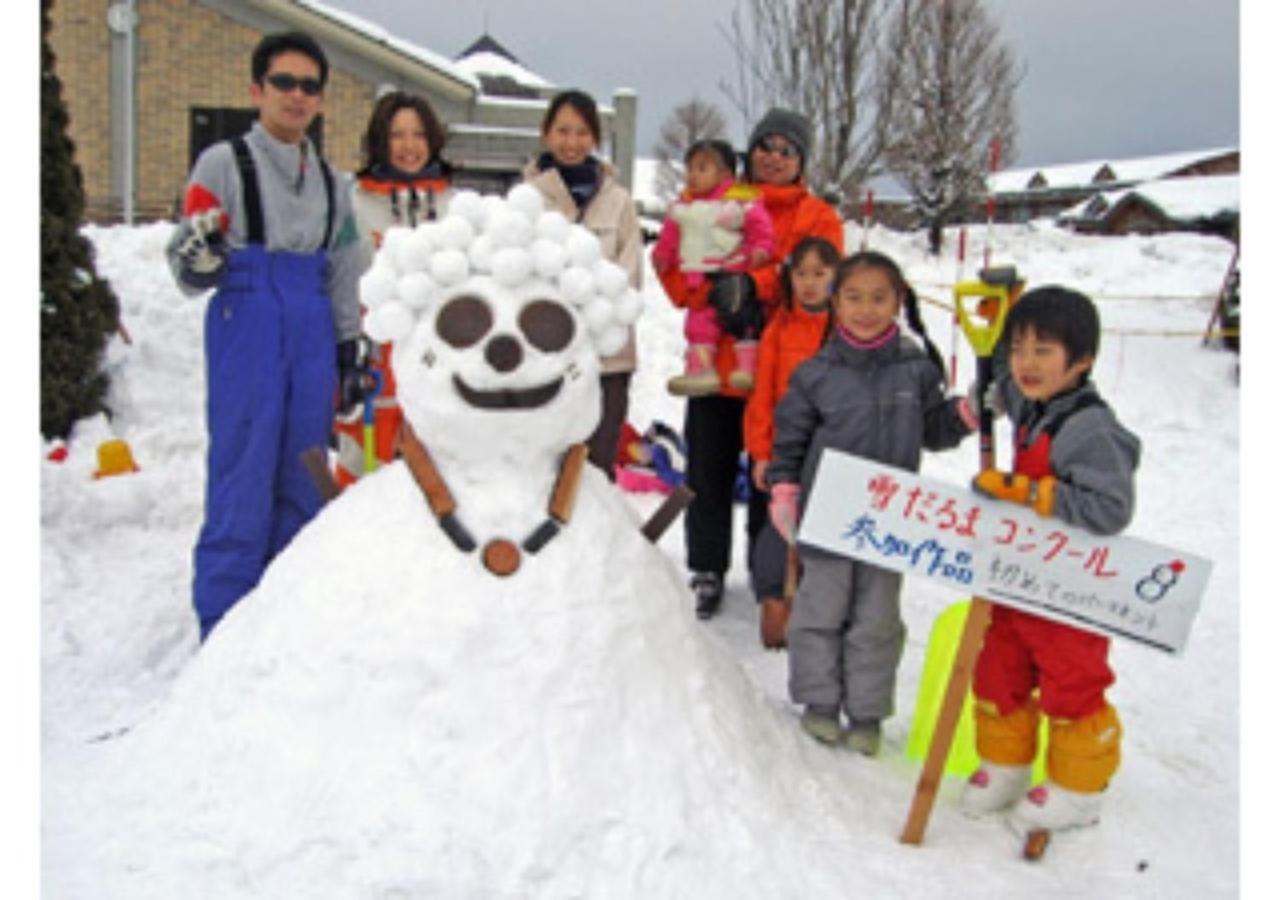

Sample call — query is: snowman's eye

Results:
[436,295,492,349]
[519,300,575,353]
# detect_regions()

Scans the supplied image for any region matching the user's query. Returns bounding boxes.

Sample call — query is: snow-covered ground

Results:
[39,218,1245,897]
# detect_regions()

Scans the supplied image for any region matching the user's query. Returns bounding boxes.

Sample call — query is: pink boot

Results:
[726,340,758,391]
[668,344,721,396]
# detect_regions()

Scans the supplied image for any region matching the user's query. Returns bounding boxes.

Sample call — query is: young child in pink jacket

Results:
[652,140,774,395]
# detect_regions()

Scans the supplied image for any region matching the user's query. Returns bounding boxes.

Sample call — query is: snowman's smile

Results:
[452,374,563,410]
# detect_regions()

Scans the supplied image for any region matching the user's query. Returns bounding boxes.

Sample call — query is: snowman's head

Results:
[358,184,642,464]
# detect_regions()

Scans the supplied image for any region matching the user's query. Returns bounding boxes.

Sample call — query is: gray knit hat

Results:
[747,107,813,166]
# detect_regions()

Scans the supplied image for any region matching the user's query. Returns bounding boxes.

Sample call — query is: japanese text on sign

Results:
[797,449,1212,655]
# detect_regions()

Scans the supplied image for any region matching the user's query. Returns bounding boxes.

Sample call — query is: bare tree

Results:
[882,0,1020,254]
[718,0,908,211]
[652,97,730,206]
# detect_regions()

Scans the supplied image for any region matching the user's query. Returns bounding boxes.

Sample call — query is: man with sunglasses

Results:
[166,31,365,641]
[656,107,843,621]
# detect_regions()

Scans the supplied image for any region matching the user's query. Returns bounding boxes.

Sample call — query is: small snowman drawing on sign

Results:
[1135,559,1185,603]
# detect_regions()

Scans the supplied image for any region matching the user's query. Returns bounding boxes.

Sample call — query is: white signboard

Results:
[797,449,1212,655]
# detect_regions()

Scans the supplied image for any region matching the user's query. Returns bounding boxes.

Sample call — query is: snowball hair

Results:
[360,186,642,353]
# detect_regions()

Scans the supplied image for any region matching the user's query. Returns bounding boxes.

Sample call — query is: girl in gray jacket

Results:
[766,251,977,753]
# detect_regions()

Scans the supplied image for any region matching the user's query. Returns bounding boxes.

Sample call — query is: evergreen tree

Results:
[40,0,120,440]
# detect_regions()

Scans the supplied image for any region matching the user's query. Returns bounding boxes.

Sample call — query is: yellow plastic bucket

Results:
[93,438,140,479]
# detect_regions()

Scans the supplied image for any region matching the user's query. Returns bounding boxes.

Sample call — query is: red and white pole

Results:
[950,226,967,387]
[861,188,875,251]
[983,137,1002,270]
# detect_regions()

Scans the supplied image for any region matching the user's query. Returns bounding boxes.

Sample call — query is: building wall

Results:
[135,0,376,219]
[51,0,380,221]
[47,0,114,220]
[49,1,639,222]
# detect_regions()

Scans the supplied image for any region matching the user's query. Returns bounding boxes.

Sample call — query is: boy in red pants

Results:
[960,286,1141,834]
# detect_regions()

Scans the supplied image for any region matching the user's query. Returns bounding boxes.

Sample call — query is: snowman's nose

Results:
[485,334,523,373]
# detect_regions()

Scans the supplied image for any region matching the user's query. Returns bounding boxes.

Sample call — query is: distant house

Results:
[987,147,1238,226]
[1057,173,1239,239]
[47,0,637,222]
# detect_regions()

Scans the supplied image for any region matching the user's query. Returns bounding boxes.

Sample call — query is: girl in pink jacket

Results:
[652,140,774,395]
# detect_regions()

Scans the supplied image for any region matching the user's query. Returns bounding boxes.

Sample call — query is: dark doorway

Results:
[189,107,324,166]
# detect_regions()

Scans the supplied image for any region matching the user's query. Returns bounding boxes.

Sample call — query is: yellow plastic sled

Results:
[906,599,1047,781]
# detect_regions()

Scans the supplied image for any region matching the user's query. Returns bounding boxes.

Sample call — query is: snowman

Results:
[46,186,876,899]
[355,182,643,578]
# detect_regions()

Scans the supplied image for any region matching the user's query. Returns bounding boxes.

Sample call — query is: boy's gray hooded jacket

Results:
[766,330,971,503]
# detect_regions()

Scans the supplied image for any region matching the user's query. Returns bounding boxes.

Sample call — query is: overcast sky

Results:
[324,0,1239,172]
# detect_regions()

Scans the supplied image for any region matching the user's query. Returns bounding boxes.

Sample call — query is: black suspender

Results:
[228,135,335,250]
[1018,391,1106,449]
[230,136,265,245]
[319,156,335,250]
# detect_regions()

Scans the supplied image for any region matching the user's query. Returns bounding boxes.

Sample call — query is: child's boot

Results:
[960,761,1032,816]
[1009,703,1120,832]
[726,340,758,391]
[668,344,721,396]
[759,596,791,649]
[1009,780,1104,833]
[962,698,1039,815]
[799,704,842,745]
[841,718,881,757]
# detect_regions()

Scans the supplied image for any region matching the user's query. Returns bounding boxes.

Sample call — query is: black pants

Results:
[683,394,768,576]
[586,371,631,480]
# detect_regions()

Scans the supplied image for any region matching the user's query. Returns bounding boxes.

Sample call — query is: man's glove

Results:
[336,338,372,417]
[769,482,801,541]
[174,208,228,288]
[972,469,1056,518]
[708,272,764,339]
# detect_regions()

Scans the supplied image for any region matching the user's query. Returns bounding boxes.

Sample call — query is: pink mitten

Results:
[769,482,801,541]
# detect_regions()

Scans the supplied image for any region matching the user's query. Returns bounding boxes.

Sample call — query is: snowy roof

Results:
[1105,147,1237,184]
[293,0,479,91]
[455,49,553,90]
[990,159,1111,193]
[990,147,1238,195]
[1059,173,1239,224]
[457,33,519,62]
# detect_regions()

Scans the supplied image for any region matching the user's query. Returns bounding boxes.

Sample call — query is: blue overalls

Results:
[193,137,337,639]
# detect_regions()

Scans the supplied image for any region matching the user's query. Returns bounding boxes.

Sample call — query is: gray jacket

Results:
[166,122,363,341]
[995,372,1142,536]
[767,331,971,502]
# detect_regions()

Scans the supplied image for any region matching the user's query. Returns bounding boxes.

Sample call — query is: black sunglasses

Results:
[264,73,324,96]
[755,137,801,159]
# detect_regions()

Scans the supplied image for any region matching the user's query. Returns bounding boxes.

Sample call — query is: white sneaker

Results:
[1010,781,1103,833]
[960,763,1032,817]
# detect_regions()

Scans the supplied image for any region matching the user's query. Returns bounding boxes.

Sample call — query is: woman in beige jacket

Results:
[523,89,643,479]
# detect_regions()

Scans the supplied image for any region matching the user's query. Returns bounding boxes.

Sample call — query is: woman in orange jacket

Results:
[656,107,844,620]
[743,236,840,647]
